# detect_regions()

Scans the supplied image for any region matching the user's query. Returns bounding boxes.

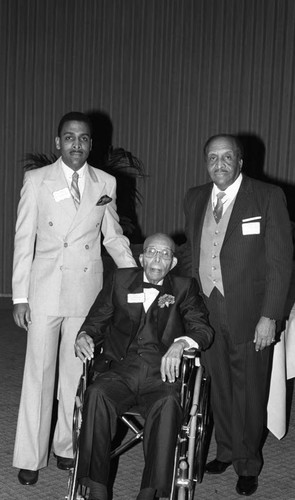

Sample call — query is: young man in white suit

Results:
[12,111,137,485]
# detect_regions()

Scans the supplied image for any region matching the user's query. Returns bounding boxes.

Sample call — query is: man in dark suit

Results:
[74,232,214,500]
[180,134,293,496]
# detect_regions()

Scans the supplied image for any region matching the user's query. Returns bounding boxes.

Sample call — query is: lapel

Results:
[72,165,106,229]
[43,159,107,231]
[125,270,146,325]
[157,274,175,336]
[223,175,252,245]
[43,158,77,220]
[122,271,176,339]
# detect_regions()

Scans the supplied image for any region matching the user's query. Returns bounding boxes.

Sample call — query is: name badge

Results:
[53,188,71,202]
[127,293,145,303]
[242,222,260,235]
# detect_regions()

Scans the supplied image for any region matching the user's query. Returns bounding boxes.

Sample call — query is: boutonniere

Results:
[158,294,175,308]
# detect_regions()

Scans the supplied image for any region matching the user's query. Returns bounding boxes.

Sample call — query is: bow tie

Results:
[143,282,162,292]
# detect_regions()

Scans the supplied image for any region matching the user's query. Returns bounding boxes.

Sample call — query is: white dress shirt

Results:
[211,173,243,214]
[142,274,198,349]
[61,160,87,198]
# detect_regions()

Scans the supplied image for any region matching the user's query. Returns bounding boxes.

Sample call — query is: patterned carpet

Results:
[0,304,294,500]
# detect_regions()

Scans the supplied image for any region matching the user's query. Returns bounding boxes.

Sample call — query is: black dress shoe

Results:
[205,458,232,474]
[53,453,74,470]
[18,469,39,485]
[236,476,258,496]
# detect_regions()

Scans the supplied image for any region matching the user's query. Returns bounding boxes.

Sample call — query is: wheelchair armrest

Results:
[183,348,200,359]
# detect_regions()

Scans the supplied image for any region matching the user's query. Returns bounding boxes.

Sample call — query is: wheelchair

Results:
[65,349,211,500]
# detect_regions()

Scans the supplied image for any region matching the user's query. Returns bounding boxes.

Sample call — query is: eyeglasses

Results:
[143,247,174,260]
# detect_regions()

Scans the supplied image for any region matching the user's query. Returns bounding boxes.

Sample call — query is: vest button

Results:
[64,242,68,247]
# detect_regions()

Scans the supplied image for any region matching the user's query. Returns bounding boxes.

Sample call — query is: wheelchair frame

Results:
[65,350,211,500]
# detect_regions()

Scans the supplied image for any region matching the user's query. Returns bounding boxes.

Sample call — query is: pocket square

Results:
[96,195,112,206]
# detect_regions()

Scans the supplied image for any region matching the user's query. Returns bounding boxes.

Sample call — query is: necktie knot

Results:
[213,191,226,223]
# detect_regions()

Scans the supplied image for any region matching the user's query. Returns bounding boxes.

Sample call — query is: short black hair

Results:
[57,112,93,137]
[203,134,244,160]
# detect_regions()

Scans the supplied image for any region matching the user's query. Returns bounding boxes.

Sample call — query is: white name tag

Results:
[53,188,71,202]
[127,293,145,303]
[242,222,260,235]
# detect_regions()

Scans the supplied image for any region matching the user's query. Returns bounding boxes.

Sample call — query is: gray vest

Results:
[199,198,235,297]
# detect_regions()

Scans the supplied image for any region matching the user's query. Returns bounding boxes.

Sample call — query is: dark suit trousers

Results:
[202,288,272,476]
[77,354,182,497]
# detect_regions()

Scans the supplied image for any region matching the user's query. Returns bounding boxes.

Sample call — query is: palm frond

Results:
[23,153,58,171]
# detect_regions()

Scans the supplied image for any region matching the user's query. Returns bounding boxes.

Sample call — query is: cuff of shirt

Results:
[174,336,199,349]
[13,298,28,304]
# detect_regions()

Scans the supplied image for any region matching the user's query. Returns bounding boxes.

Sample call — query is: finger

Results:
[161,358,166,382]
[75,348,85,362]
[167,359,176,383]
[25,308,32,326]
[80,342,94,360]
[13,313,21,328]
[19,314,28,330]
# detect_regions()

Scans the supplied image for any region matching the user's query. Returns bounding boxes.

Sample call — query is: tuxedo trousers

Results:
[78,354,182,497]
[13,313,85,470]
[202,288,272,476]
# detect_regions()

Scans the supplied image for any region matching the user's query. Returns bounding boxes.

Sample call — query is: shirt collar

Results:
[143,272,164,286]
[212,173,243,202]
[61,159,87,179]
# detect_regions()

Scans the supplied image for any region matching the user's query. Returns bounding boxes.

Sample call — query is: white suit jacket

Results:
[12,158,136,317]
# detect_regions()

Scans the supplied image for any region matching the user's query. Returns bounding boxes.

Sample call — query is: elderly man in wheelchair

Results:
[73,233,214,500]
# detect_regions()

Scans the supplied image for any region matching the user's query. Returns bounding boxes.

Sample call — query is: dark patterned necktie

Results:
[70,172,80,209]
[213,192,226,223]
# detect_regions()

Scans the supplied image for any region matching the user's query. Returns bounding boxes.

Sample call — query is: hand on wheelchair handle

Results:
[161,339,189,383]
[74,331,95,362]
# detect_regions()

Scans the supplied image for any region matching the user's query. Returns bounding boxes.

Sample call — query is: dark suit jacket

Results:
[79,267,214,370]
[181,175,293,344]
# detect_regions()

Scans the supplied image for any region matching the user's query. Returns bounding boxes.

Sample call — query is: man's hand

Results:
[161,339,189,383]
[253,316,276,351]
[13,303,31,330]
[75,332,95,362]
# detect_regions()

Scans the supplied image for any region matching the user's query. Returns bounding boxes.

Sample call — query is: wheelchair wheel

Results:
[194,374,211,483]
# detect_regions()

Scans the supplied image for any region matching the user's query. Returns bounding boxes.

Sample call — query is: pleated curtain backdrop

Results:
[0,0,295,295]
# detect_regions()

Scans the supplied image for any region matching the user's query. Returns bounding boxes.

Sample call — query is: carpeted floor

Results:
[0,304,294,500]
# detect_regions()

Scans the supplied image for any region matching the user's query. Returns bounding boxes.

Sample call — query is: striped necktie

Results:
[70,171,80,209]
[213,192,226,223]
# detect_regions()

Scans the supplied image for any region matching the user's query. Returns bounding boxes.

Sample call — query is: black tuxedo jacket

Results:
[79,267,214,369]
[181,175,293,343]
